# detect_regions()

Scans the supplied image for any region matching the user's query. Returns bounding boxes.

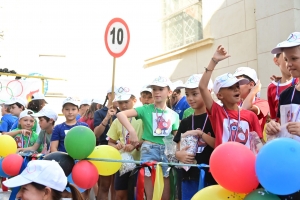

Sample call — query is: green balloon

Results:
[64,126,96,159]
[245,189,280,200]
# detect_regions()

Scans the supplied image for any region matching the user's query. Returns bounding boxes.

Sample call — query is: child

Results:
[76,99,90,120]
[17,106,58,154]
[5,109,40,150]
[27,92,47,113]
[79,102,98,131]
[107,86,143,200]
[268,46,297,121]
[0,103,17,134]
[171,85,190,120]
[173,74,216,200]
[234,67,269,133]
[117,76,179,200]
[266,31,300,200]
[139,85,154,105]
[199,45,262,149]
[50,97,88,152]
[93,88,119,200]
[4,97,27,131]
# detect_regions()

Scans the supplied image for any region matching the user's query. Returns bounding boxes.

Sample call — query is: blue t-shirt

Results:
[0,114,18,132]
[51,121,89,152]
[76,114,81,121]
[172,96,190,120]
[10,119,19,131]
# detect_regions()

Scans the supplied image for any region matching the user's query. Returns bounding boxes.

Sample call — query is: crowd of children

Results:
[0,31,300,200]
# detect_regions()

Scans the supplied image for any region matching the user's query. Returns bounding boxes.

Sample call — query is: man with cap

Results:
[171,80,190,120]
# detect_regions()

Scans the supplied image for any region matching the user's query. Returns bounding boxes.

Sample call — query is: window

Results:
[162,0,203,51]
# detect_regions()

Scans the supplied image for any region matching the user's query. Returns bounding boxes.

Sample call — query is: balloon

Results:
[0,158,9,178]
[256,138,300,195]
[191,185,246,200]
[66,173,86,193]
[88,145,122,176]
[72,160,98,189]
[64,126,96,159]
[43,152,75,176]
[210,142,259,193]
[0,135,17,157]
[2,154,23,176]
[244,188,280,200]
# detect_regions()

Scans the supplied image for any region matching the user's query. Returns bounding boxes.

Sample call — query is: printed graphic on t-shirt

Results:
[64,130,69,135]
[14,135,34,148]
[223,119,250,147]
[15,136,23,148]
[152,113,172,136]
[124,131,130,144]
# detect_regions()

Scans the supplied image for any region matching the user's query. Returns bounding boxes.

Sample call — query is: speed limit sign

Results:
[104,18,130,58]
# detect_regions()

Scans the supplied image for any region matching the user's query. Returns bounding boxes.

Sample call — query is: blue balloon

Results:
[256,138,300,195]
[0,158,9,178]
[66,173,86,193]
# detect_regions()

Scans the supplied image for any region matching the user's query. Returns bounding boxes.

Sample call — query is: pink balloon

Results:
[210,142,259,193]
[72,160,98,189]
[2,154,23,176]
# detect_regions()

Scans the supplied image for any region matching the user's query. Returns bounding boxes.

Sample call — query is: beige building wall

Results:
[144,0,300,99]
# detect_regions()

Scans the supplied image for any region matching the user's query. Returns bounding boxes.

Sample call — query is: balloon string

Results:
[85,158,209,168]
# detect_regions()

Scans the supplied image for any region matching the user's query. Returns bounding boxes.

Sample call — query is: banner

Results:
[0,78,42,103]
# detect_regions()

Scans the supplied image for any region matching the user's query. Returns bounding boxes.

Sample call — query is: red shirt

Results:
[253,98,269,132]
[267,78,298,120]
[208,102,262,149]
[79,117,95,131]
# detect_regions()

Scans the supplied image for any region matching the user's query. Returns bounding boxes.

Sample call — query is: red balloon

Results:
[72,160,98,189]
[2,154,23,176]
[210,142,259,193]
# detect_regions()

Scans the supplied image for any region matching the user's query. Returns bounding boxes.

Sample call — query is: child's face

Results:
[235,76,254,99]
[10,104,23,117]
[274,53,291,77]
[218,83,241,104]
[152,86,172,104]
[79,104,89,114]
[185,88,205,109]
[62,103,79,121]
[19,116,35,131]
[283,46,300,78]
[117,98,136,111]
[38,117,52,130]
[140,92,154,105]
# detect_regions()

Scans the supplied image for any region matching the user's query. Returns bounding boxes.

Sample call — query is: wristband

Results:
[101,122,107,127]
[211,57,219,64]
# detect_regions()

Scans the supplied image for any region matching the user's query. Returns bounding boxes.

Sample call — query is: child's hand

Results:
[212,45,231,62]
[270,75,281,82]
[287,122,300,136]
[116,143,124,150]
[105,106,117,120]
[124,144,135,152]
[251,80,261,94]
[265,121,280,135]
[16,148,23,153]
[175,146,195,164]
[20,129,31,136]
[129,131,139,147]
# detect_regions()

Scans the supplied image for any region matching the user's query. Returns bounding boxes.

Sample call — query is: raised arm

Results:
[199,45,230,112]
[242,80,261,115]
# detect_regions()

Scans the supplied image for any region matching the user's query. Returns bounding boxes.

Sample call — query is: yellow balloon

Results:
[192,185,246,200]
[0,135,17,157]
[87,145,122,176]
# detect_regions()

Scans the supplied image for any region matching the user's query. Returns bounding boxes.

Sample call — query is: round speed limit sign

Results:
[104,18,130,58]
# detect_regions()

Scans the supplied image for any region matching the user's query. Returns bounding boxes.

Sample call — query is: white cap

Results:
[5,97,27,108]
[92,99,105,104]
[172,80,185,90]
[213,73,249,94]
[146,76,173,89]
[3,160,67,192]
[140,85,152,93]
[271,32,300,54]
[233,67,258,83]
[31,92,47,103]
[182,74,213,90]
[19,109,35,119]
[62,97,79,107]
[113,86,134,102]
[31,106,58,121]
[80,99,91,106]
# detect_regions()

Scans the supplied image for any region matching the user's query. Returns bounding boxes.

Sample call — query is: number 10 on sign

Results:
[105,18,130,58]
